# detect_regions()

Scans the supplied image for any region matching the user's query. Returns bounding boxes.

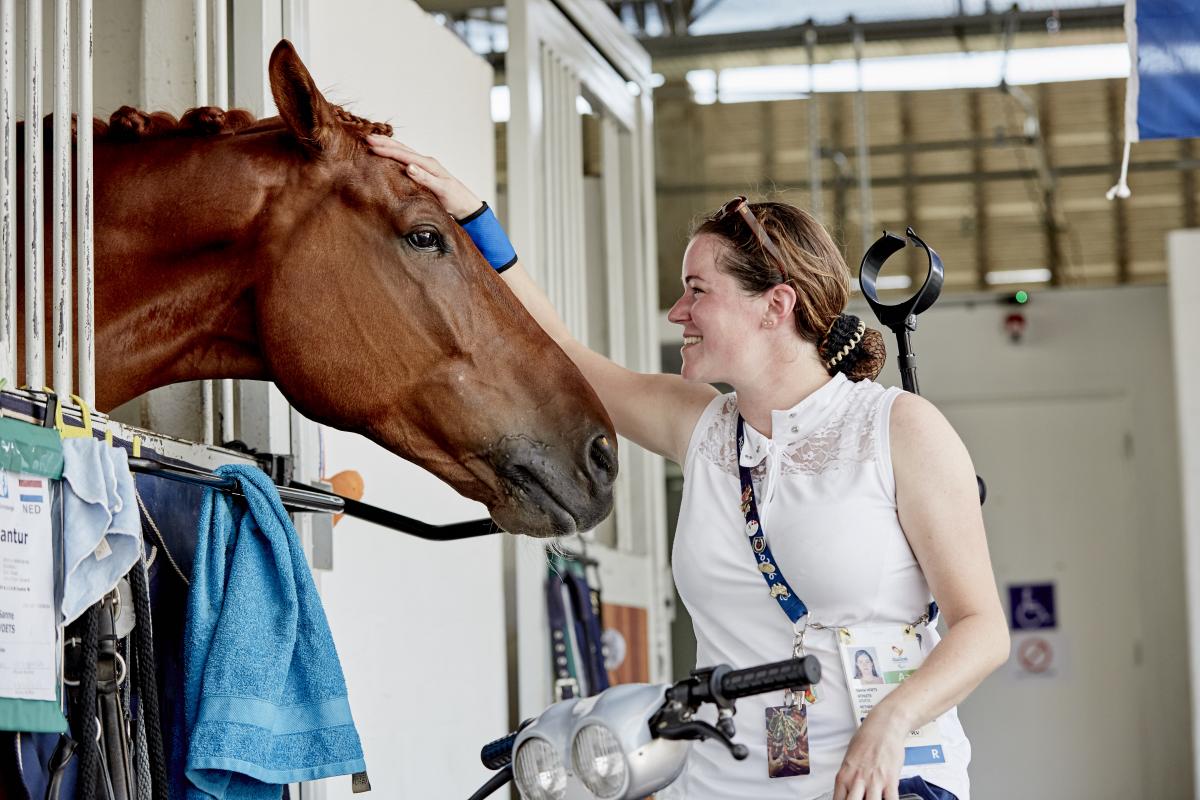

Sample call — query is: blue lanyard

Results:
[736,415,809,624]
[736,414,939,627]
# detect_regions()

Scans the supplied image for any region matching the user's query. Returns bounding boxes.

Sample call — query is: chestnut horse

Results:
[15,40,615,537]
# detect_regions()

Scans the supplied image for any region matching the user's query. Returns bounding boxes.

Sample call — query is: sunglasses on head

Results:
[712,196,787,282]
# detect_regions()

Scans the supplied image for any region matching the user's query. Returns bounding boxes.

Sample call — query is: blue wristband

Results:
[457,202,518,273]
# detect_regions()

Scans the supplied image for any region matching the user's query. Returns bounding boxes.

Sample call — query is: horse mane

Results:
[98,103,393,142]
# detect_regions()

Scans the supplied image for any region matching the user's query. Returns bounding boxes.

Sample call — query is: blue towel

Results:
[182,464,365,799]
[61,438,142,624]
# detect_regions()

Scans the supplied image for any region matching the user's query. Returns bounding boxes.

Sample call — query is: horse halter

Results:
[712,196,788,282]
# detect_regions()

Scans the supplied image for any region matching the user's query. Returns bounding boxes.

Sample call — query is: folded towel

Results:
[183,464,365,799]
[61,438,142,624]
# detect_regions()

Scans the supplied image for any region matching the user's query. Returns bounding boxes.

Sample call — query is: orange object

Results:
[327,470,364,526]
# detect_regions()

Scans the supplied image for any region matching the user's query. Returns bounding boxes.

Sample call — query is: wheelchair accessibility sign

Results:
[1008,583,1056,630]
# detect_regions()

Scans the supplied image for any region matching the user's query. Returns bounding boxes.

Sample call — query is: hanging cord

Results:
[128,556,168,800]
[74,603,101,800]
[135,490,188,587]
[1107,139,1133,199]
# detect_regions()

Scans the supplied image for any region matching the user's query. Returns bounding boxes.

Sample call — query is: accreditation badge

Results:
[837,624,946,767]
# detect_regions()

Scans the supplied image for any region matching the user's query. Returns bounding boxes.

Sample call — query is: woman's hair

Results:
[690,201,886,382]
[853,649,878,678]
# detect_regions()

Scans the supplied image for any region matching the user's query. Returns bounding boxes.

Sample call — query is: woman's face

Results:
[666,234,768,385]
[857,652,874,676]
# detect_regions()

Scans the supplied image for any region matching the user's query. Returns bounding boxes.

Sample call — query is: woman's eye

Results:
[406,230,443,251]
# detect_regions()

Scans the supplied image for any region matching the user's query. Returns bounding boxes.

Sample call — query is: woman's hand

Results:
[833,709,908,800]
[365,134,482,219]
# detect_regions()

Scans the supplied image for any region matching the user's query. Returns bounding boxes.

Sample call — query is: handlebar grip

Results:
[720,656,822,700]
[480,731,518,771]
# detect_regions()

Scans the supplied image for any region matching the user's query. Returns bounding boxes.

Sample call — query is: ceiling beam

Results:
[643,5,1124,61]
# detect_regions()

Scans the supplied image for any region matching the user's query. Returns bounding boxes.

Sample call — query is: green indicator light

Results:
[1014,290,1029,304]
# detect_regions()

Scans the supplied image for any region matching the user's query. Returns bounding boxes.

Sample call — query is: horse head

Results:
[89,40,616,537]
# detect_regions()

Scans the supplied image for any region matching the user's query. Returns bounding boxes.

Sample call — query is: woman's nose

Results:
[666,294,689,323]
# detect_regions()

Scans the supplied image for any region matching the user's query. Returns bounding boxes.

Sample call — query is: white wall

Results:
[302,4,508,798]
[849,284,1189,798]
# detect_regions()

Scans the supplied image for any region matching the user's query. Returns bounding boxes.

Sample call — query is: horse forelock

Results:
[97,102,392,143]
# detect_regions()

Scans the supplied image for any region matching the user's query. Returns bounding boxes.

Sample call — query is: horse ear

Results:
[269,39,343,156]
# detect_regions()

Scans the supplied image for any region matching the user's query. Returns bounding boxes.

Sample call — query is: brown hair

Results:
[690,201,886,382]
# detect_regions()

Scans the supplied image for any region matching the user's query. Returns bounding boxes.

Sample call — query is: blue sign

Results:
[1128,0,1200,141]
[1008,583,1056,631]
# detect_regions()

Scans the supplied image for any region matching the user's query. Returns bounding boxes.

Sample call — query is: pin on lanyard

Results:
[736,415,808,623]
[738,416,818,707]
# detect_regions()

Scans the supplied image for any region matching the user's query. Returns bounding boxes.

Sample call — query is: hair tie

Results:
[823,314,843,340]
[826,318,866,370]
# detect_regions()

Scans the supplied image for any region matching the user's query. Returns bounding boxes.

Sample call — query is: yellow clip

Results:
[132,436,141,458]
[56,394,94,440]
[837,627,852,644]
[105,428,113,445]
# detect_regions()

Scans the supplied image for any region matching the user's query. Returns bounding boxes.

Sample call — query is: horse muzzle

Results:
[491,430,617,538]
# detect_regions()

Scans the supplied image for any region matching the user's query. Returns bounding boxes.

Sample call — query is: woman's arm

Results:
[367,136,717,463]
[834,392,1010,800]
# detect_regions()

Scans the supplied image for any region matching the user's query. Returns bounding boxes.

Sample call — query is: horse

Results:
[13,39,616,538]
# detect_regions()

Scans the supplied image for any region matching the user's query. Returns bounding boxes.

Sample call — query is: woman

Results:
[854,650,885,685]
[367,135,1009,800]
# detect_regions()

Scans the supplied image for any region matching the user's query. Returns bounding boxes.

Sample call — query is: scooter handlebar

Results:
[480,730,520,771]
[720,656,822,700]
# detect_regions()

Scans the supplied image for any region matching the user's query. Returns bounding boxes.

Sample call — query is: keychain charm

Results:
[765,699,810,778]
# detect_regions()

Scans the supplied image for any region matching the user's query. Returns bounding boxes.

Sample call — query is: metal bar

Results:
[1035,88,1062,286]
[805,24,821,221]
[831,96,847,249]
[52,0,71,395]
[195,0,213,441]
[76,0,94,406]
[852,23,873,256]
[212,0,229,107]
[0,0,14,387]
[25,0,44,389]
[127,456,343,514]
[968,91,989,290]
[659,155,1200,194]
[644,6,1125,61]
[194,0,208,104]
[125,455,498,540]
[211,0,231,441]
[1107,79,1130,283]
[569,67,585,340]
[297,486,499,541]
[1182,139,1197,229]
[900,94,920,285]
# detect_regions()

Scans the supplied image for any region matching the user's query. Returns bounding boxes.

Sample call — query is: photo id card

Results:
[837,624,946,767]
[0,472,57,701]
[765,703,810,778]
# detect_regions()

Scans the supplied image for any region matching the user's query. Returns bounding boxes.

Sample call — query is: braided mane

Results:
[99,103,392,142]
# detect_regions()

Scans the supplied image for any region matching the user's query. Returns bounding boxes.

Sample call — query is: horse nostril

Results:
[588,433,617,487]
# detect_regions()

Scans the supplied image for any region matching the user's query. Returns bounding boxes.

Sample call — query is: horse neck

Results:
[90,133,289,410]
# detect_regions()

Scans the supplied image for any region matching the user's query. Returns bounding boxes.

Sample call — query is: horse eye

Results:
[405,230,443,252]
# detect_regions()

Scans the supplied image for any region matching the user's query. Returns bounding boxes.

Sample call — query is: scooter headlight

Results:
[571,723,629,799]
[513,737,568,800]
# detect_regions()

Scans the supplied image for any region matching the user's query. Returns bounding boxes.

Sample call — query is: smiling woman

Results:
[370,135,1009,800]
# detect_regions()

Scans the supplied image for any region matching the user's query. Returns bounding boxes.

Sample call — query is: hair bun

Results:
[820,314,886,381]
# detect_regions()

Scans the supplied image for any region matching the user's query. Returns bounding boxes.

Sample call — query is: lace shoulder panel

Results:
[694,382,892,479]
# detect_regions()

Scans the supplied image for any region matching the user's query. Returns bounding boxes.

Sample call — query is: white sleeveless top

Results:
[672,374,971,799]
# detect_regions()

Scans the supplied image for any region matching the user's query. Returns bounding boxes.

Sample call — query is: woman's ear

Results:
[763,282,797,327]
